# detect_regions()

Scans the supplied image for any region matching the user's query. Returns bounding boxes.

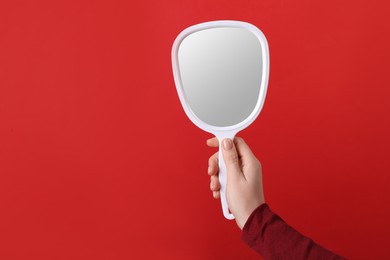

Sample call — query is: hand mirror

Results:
[172,20,270,219]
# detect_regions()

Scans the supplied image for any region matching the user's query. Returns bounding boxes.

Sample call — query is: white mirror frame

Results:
[172,20,270,220]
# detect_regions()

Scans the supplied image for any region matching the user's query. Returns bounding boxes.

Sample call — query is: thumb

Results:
[221,139,242,180]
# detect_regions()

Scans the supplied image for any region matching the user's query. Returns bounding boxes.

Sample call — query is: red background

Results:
[1,0,389,259]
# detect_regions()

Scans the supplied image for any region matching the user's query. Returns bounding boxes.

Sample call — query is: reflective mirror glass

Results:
[178,27,263,127]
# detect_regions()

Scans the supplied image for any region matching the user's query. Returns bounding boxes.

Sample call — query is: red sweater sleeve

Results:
[241,204,345,259]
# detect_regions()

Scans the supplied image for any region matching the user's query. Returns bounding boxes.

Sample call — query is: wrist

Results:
[238,202,265,230]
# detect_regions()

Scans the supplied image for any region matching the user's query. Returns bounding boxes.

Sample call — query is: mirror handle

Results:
[218,139,235,220]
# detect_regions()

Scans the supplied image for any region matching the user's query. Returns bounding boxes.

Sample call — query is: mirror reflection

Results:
[178,27,263,127]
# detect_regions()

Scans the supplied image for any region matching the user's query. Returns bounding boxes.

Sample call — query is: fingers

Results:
[210,176,221,199]
[208,151,220,199]
[208,152,219,176]
[210,175,220,191]
[206,137,219,148]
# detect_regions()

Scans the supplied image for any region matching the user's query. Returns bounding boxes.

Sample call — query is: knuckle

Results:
[234,137,244,146]
[208,156,213,166]
[235,136,244,142]
[208,154,217,166]
[234,137,244,145]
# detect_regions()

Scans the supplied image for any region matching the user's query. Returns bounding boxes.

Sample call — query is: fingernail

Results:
[223,139,233,150]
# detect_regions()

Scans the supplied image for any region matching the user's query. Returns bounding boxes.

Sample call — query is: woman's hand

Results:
[207,137,265,229]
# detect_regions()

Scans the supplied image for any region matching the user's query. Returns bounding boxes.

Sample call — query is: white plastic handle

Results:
[218,138,235,220]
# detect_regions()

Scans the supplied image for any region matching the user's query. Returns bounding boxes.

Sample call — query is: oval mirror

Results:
[172,20,270,220]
